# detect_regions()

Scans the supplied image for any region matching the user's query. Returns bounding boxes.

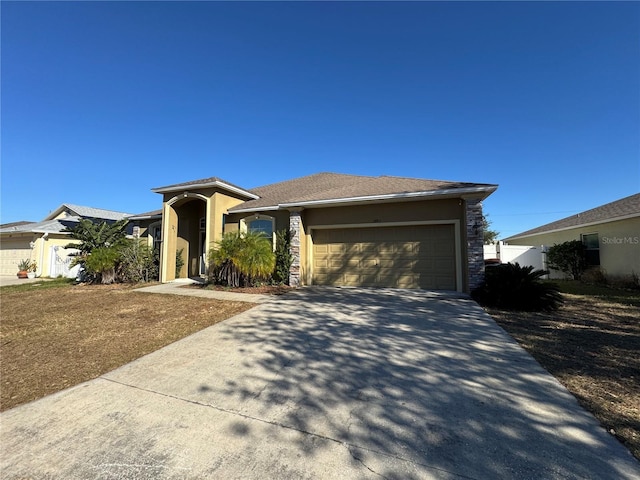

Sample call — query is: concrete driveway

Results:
[1,287,638,479]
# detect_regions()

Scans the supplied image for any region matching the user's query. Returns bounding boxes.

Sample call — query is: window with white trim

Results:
[242,215,276,245]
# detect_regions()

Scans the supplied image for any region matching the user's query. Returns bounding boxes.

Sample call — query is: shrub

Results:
[208,231,275,287]
[273,229,293,285]
[546,240,587,280]
[118,240,159,283]
[472,262,563,311]
[175,248,185,277]
[85,247,120,284]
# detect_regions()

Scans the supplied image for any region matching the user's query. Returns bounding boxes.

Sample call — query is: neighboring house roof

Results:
[0,218,79,235]
[152,177,259,199]
[44,204,132,222]
[229,172,497,212]
[128,209,163,221]
[0,221,34,228]
[505,193,640,241]
[1,204,132,236]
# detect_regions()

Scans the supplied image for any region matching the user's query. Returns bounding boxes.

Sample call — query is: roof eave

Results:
[278,185,498,209]
[228,185,497,214]
[152,181,259,200]
[129,214,162,221]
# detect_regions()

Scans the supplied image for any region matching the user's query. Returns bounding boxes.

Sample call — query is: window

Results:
[248,219,273,236]
[582,233,600,266]
[243,215,275,246]
[151,224,162,252]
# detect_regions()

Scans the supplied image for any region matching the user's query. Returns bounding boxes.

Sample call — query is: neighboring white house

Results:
[0,204,132,278]
[503,193,640,279]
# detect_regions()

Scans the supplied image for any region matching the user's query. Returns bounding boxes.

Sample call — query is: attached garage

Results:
[0,238,32,276]
[312,224,459,290]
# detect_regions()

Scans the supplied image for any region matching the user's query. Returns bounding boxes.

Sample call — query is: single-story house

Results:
[132,172,497,292]
[0,204,131,278]
[503,193,640,279]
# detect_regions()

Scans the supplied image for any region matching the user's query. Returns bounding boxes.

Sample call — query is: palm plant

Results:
[64,219,129,283]
[85,247,120,284]
[64,219,129,254]
[472,262,563,311]
[208,231,275,287]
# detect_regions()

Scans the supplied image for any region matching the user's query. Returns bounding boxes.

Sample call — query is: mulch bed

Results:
[187,283,294,295]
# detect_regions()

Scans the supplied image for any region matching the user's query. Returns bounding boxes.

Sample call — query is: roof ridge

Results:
[63,203,132,215]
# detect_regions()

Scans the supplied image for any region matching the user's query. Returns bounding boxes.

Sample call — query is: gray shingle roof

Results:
[128,209,163,220]
[2,204,132,235]
[229,172,496,211]
[0,218,79,235]
[45,204,132,222]
[505,193,640,240]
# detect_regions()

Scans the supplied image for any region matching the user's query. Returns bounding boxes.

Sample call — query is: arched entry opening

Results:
[161,193,208,282]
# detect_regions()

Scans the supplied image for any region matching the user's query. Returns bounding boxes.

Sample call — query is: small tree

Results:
[483,214,499,244]
[118,240,159,283]
[273,229,293,284]
[546,240,587,280]
[65,219,129,283]
[208,231,275,287]
[64,219,129,254]
[85,247,120,284]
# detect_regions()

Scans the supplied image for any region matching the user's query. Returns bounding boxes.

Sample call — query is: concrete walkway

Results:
[134,281,273,303]
[1,287,638,479]
[0,275,54,287]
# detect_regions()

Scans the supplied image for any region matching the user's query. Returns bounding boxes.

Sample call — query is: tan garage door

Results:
[0,239,32,276]
[312,224,456,290]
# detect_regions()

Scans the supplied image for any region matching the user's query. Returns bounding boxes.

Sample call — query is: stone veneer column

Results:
[466,198,485,291]
[288,210,301,287]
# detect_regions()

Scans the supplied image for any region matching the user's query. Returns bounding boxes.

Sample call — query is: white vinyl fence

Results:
[484,241,546,273]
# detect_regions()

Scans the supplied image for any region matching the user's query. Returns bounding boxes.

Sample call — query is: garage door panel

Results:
[0,239,32,276]
[313,224,456,290]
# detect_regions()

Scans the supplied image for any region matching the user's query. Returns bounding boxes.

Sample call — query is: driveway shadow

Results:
[197,287,639,479]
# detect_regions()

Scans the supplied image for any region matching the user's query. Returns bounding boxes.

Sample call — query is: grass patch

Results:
[551,280,640,307]
[488,285,640,461]
[0,277,76,293]
[0,283,252,411]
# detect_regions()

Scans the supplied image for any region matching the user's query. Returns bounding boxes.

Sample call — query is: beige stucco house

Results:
[134,173,497,292]
[504,193,640,279]
[0,204,131,278]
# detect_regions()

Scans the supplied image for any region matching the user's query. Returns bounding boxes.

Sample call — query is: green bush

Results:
[208,231,275,287]
[273,229,293,285]
[546,240,587,280]
[175,248,185,277]
[85,247,120,284]
[118,240,159,283]
[472,262,563,311]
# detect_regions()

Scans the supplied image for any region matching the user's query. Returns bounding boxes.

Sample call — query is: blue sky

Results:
[2,1,638,238]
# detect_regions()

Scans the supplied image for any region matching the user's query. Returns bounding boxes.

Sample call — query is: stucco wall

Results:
[301,198,462,227]
[507,217,640,278]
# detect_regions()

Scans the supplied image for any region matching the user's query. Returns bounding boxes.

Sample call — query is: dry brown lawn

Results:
[488,289,640,461]
[0,280,252,411]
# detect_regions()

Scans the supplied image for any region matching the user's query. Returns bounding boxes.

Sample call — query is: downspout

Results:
[37,233,48,277]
